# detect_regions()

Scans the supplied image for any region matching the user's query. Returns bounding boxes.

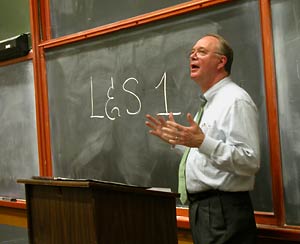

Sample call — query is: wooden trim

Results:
[258,224,300,242]
[0,206,27,227]
[39,0,52,40]
[0,51,33,67]
[38,0,232,49]
[29,0,52,176]
[176,207,190,229]
[0,200,26,209]
[177,228,194,243]
[255,211,276,225]
[258,0,285,226]
[39,44,53,175]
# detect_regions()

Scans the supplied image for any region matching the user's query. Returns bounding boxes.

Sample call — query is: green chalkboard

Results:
[271,0,300,225]
[0,61,39,199]
[49,0,190,38]
[0,0,30,41]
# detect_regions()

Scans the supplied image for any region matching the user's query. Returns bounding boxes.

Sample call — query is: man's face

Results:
[189,36,222,86]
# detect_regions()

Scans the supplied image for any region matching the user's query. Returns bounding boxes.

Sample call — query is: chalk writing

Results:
[105,77,121,121]
[123,77,141,115]
[155,72,181,116]
[90,76,104,119]
[90,72,181,120]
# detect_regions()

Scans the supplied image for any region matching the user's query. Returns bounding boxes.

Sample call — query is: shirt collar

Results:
[202,76,232,103]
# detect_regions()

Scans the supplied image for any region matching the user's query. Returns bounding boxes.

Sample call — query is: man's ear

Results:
[217,55,227,70]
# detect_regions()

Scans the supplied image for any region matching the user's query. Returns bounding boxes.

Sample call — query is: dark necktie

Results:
[178,96,207,204]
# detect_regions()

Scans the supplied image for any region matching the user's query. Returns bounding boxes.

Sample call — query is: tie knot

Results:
[199,95,207,107]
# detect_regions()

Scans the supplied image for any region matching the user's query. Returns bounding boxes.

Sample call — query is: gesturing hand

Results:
[145,113,205,147]
[145,114,173,143]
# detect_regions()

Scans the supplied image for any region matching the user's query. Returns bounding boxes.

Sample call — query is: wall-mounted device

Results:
[0,33,30,62]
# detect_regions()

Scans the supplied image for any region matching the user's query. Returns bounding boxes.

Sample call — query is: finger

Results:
[168,135,182,145]
[168,112,176,122]
[145,121,157,130]
[166,120,185,131]
[156,115,167,126]
[149,130,162,137]
[161,126,176,136]
[145,114,161,126]
[161,127,182,144]
[186,113,197,126]
[168,139,177,145]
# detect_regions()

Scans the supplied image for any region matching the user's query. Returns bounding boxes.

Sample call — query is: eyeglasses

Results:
[189,47,223,58]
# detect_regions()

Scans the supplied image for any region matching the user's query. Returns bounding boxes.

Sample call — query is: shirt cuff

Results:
[199,135,219,155]
[173,144,186,155]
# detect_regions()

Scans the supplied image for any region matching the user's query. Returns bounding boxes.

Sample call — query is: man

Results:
[145,34,260,244]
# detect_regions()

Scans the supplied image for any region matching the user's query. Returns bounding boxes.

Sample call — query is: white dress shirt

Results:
[182,77,260,193]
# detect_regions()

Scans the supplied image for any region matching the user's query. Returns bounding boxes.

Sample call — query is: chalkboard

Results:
[0,61,39,199]
[0,0,30,41]
[271,0,300,225]
[46,0,272,209]
[49,0,189,38]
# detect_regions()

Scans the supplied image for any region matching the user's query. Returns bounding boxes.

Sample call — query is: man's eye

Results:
[198,50,207,56]
[189,49,208,57]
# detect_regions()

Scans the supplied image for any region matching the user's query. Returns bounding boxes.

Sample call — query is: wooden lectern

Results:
[18,178,179,244]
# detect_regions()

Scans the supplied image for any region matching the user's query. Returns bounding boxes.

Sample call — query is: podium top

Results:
[17,177,179,198]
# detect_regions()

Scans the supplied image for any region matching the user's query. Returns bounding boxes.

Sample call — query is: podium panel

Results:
[18,178,178,244]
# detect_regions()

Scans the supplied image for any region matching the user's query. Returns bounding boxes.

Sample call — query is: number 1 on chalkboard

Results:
[155,72,181,116]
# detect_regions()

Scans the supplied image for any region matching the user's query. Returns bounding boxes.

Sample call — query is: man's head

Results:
[189,34,233,92]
